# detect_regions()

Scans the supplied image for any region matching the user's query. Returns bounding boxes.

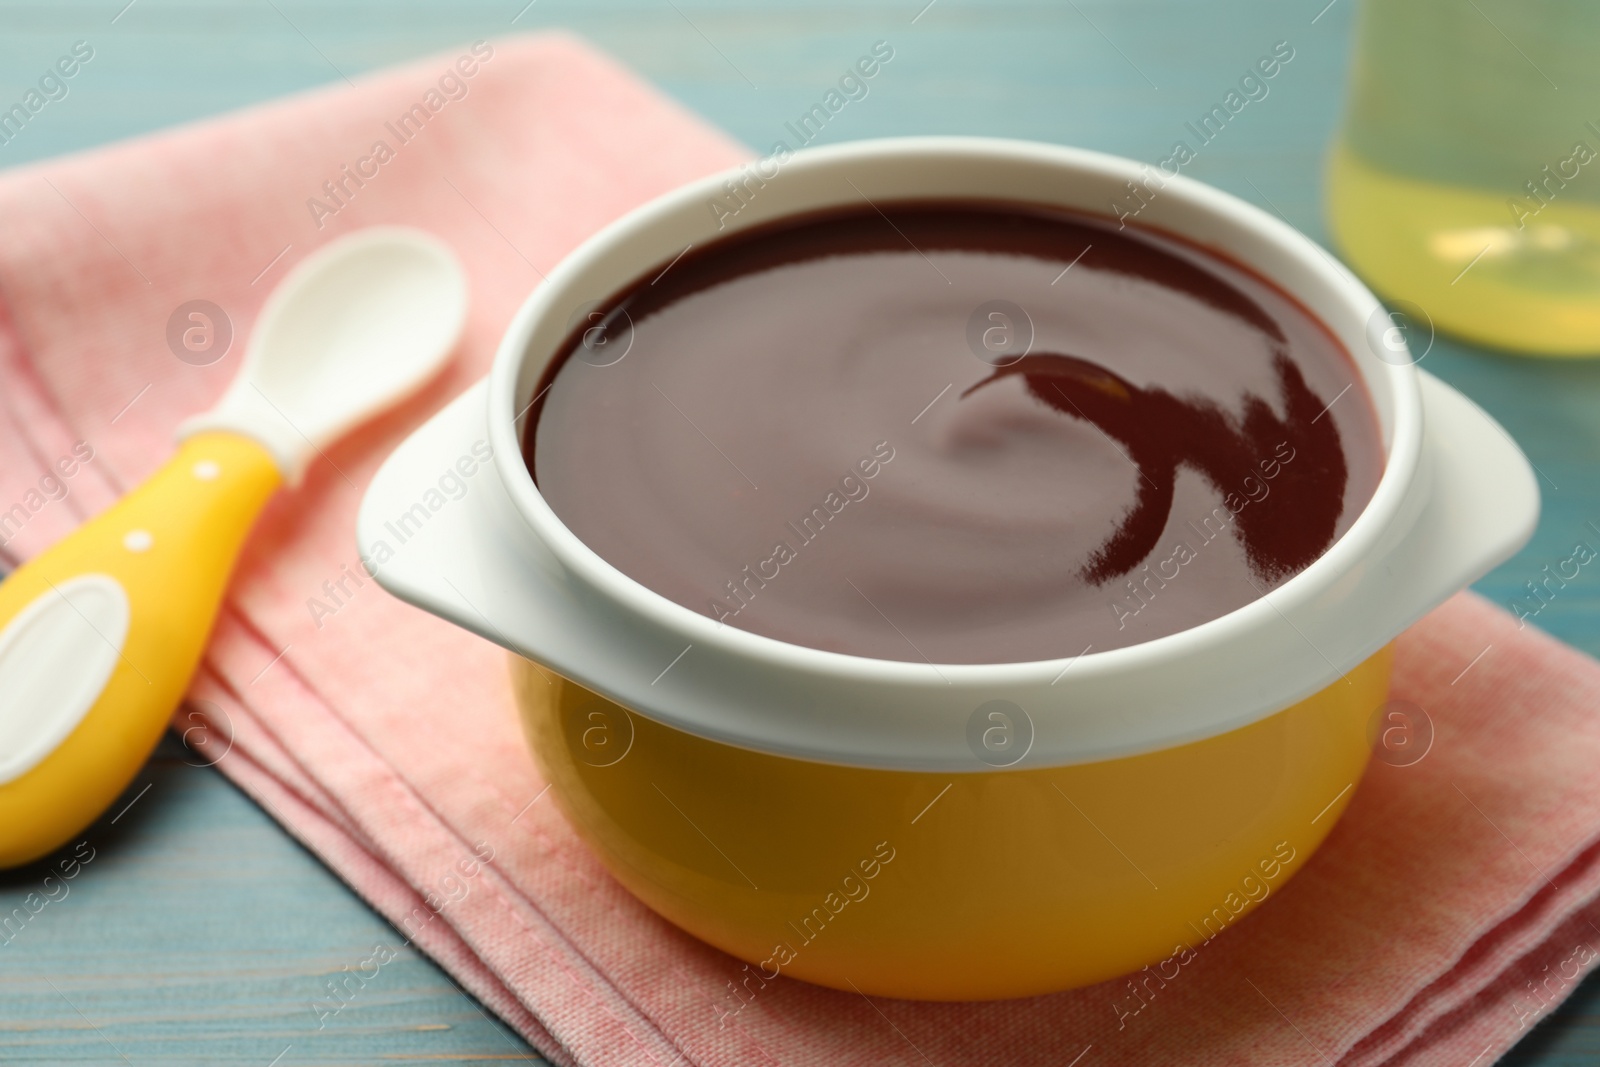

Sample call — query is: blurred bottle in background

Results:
[1327,0,1600,356]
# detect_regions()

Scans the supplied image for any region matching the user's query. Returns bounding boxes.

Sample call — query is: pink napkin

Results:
[3,34,1598,1067]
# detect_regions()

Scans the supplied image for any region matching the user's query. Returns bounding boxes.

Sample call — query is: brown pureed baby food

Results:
[526,202,1383,664]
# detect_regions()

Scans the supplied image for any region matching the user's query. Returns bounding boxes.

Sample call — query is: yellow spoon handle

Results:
[0,432,281,867]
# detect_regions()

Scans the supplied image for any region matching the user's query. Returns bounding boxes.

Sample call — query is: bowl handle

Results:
[1367,370,1539,631]
[354,371,1543,769]
[360,372,1542,669]
[357,380,680,688]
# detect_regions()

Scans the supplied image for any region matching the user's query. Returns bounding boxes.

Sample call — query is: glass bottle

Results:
[1326,0,1600,356]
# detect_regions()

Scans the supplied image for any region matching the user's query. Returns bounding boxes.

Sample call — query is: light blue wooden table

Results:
[2,1,1597,1062]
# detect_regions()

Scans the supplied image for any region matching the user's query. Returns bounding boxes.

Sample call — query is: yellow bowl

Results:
[360,137,1539,1001]
[513,650,1389,1001]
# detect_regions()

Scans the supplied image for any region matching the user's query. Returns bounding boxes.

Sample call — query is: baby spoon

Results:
[0,227,467,867]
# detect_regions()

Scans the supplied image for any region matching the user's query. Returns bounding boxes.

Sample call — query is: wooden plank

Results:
[0,738,544,1064]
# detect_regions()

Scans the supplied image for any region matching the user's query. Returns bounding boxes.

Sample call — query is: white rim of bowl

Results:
[486,135,1420,688]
